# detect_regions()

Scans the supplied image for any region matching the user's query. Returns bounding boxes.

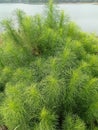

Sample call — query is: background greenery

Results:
[0,0,98,130]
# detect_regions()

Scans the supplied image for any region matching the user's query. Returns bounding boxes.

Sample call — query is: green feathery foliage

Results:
[0,0,98,130]
[63,113,86,130]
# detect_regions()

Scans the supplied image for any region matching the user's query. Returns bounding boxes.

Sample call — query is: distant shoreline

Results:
[0,2,98,4]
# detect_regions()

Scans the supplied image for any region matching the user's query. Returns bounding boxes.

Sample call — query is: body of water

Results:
[0,3,98,33]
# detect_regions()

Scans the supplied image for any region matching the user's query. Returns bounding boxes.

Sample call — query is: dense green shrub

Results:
[0,0,98,129]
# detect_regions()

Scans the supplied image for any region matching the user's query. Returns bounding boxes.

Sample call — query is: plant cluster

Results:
[0,0,98,130]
